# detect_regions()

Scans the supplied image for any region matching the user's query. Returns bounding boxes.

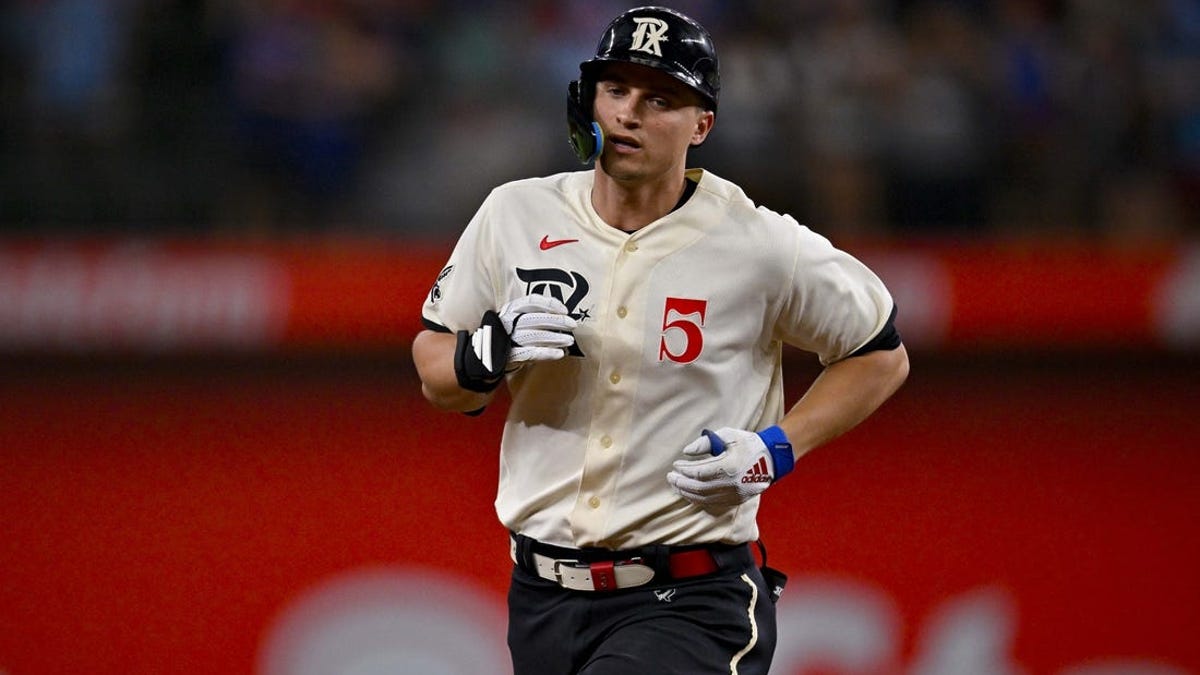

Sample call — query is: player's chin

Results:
[598,154,649,181]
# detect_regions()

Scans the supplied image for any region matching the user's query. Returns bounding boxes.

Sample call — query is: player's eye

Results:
[601,83,626,97]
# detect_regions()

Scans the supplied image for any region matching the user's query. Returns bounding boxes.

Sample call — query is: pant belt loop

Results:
[710,542,751,571]
[645,544,670,579]
[513,532,536,572]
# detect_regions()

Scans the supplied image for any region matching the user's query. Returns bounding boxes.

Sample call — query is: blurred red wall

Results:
[1,353,1197,674]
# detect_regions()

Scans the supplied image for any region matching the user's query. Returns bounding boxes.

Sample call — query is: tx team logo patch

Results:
[517,266,591,356]
[630,17,669,56]
[516,267,589,319]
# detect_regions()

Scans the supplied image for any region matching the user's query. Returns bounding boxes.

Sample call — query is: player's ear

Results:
[690,110,715,146]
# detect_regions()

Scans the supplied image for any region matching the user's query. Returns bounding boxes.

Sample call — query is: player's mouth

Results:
[609,134,642,153]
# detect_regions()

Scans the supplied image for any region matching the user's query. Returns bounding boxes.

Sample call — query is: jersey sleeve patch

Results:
[429,265,454,305]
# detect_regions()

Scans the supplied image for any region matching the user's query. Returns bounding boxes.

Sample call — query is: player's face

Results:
[592,63,714,183]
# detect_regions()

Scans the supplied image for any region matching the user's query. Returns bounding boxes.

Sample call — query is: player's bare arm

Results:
[668,344,908,507]
[411,329,496,412]
[776,343,910,461]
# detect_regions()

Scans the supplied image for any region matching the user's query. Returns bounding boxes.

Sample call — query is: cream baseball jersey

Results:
[422,168,894,550]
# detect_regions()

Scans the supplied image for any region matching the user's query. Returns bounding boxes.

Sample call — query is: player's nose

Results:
[615,97,642,127]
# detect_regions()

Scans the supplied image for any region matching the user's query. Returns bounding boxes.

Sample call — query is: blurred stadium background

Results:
[1,1,1197,674]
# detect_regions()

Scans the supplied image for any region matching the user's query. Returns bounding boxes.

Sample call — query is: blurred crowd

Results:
[1,0,1197,242]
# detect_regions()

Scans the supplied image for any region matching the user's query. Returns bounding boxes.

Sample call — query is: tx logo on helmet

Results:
[630,17,669,56]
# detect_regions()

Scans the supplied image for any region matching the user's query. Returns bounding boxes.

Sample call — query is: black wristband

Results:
[453,310,511,393]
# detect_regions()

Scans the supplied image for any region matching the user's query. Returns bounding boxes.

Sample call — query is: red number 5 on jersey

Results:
[658,297,708,364]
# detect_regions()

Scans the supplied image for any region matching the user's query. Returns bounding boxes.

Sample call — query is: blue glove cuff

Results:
[758,425,795,480]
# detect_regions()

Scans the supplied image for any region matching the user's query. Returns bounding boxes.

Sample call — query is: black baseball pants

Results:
[507,555,777,674]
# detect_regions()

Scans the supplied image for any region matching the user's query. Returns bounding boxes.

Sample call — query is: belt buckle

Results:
[553,557,643,591]
[552,558,587,586]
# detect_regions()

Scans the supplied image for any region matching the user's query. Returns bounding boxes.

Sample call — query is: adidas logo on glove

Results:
[741,457,772,484]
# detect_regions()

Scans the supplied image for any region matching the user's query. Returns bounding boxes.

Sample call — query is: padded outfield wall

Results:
[1,353,1197,674]
[1,238,1198,674]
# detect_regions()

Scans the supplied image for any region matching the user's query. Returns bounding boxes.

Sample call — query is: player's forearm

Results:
[776,343,909,458]
[411,329,496,412]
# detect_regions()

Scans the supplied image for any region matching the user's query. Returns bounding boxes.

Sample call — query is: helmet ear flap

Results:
[567,79,604,164]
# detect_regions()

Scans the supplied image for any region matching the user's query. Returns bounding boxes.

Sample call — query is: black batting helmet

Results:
[567,6,720,163]
[583,6,720,111]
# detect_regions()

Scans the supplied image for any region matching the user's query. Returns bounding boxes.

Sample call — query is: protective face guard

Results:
[567,79,603,164]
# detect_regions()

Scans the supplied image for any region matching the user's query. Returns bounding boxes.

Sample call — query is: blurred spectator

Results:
[4,0,138,229]
[0,0,1195,240]
[881,1,995,235]
[212,0,408,233]
[1145,0,1200,237]
[125,0,226,230]
[789,0,907,236]
[351,1,574,236]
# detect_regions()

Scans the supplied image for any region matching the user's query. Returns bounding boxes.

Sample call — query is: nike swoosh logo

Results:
[540,235,579,251]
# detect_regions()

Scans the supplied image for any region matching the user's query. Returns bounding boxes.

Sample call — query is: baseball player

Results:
[412,6,909,674]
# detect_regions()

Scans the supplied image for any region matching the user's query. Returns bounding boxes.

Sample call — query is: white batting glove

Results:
[498,294,577,365]
[667,426,795,507]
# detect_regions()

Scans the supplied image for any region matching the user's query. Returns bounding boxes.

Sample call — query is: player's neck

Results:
[591,169,688,233]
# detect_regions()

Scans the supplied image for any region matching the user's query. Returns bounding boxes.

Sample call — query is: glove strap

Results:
[757,425,795,480]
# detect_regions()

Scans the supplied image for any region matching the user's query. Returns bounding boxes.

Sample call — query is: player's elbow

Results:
[421,380,492,413]
[412,329,491,412]
[884,342,910,393]
[421,381,457,410]
[848,341,909,401]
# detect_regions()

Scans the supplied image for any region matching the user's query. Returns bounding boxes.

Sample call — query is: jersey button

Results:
[624,241,638,253]
[616,306,628,318]
[609,372,621,385]
[588,496,601,509]
[600,435,613,448]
